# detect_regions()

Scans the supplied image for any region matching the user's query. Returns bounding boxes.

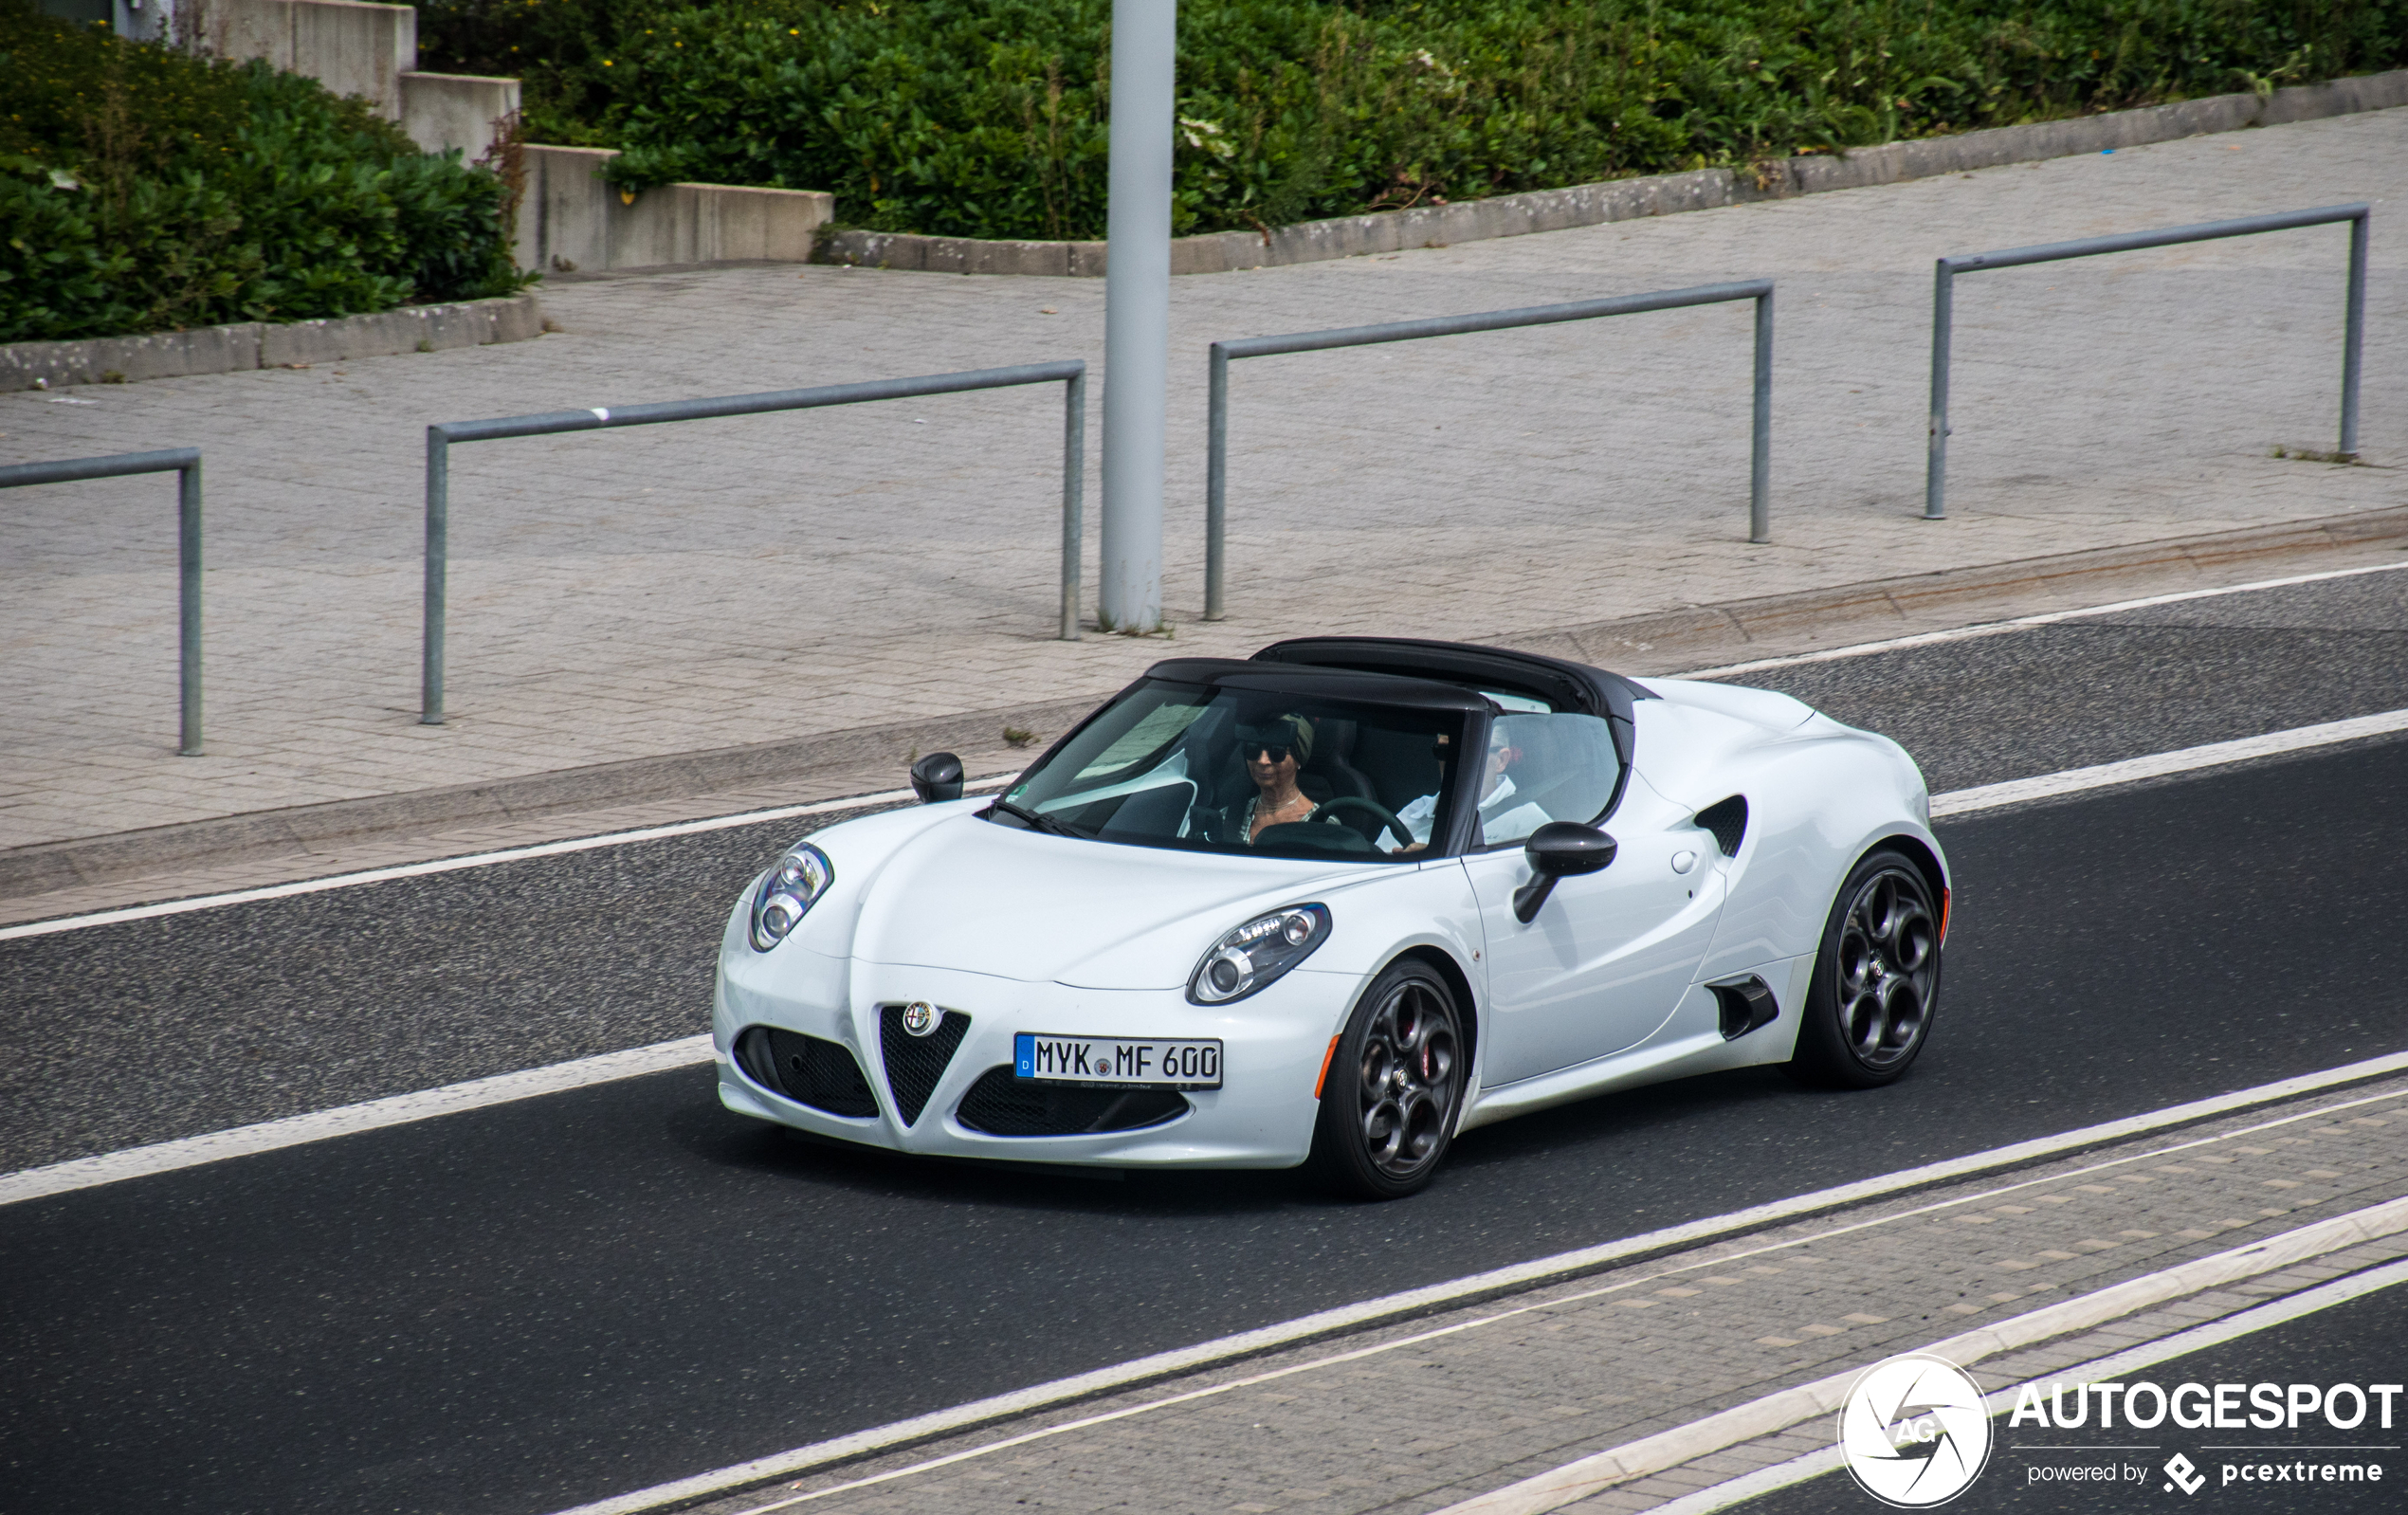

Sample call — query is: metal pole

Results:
[1205,342,1229,620]
[1098,0,1174,633]
[2342,210,2367,459]
[1061,371,1085,641]
[421,427,448,724]
[176,457,203,757]
[1925,261,1954,520]
[1748,290,1773,545]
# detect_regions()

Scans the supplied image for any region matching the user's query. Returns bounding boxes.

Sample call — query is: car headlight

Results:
[749,842,834,951]
[1187,904,1331,1005]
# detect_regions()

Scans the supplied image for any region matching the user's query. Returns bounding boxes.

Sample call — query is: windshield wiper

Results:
[988,797,1084,839]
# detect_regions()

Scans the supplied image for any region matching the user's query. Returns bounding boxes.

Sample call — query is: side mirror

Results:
[1513,821,1617,922]
[909,751,964,804]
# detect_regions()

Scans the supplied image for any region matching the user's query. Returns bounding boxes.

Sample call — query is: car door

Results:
[1462,715,1725,1086]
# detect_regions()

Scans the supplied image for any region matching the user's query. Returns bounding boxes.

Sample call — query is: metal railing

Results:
[1926,203,2371,520]
[420,361,1087,725]
[1204,281,1776,620]
[0,447,204,756]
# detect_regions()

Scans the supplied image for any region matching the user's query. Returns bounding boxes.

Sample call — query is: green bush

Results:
[0,0,528,343]
[419,0,2408,242]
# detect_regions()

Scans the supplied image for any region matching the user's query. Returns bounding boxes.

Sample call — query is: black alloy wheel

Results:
[1788,847,1943,1088]
[1310,959,1465,1198]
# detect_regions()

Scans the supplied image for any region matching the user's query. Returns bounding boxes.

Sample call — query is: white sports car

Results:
[713,637,1948,1196]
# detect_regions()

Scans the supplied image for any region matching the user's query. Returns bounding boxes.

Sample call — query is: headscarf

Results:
[1235,713,1314,765]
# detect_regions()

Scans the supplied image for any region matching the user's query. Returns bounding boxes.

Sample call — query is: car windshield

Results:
[991,679,1470,860]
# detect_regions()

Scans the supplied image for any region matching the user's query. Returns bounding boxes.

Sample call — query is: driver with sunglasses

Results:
[1213,714,1350,847]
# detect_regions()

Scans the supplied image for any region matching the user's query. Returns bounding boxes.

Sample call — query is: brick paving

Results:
[653,1079,2408,1515]
[3,109,2403,857]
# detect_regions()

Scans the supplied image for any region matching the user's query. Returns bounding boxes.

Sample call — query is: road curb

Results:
[6,504,2403,904]
[1509,503,2408,670]
[0,292,548,393]
[815,70,2408,278]
[1432,1197,2408,1515]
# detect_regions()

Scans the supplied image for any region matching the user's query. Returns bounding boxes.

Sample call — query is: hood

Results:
[840,810,1372,988]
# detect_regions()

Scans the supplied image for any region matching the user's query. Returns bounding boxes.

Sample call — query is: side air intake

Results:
[955,1068,1189,1136]
[1708,976,1779,1040]
[734,1026,880,1118]
[1696,795,1748,857]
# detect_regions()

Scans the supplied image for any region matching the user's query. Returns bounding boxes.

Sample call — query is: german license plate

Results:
[1013,1032,1223,1090]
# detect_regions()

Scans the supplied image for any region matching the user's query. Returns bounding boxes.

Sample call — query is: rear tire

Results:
[1308,959,1466,1199]
[1786,848,1943,1089]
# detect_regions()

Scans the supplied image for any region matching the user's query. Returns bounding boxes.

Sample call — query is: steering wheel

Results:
[1309,796,1416,851]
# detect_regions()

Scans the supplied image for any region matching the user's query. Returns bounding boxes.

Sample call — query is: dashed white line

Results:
[1931,707,2408,817]
[0,773,1014,942]
[1680,557,2408,683]
[0,1035,715,1208]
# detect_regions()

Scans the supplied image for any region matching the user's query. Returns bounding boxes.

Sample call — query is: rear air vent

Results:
[955,1067,1190,1137]
[1696,795,1748,857]
[734,1027,879,1118]
[879,1005,972,1126]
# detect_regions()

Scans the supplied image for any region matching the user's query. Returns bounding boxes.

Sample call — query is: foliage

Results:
[419,0,2408,242]
[0,0,528,343]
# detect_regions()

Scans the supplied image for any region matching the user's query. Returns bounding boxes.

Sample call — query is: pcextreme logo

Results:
[1838,1353,1995,1507]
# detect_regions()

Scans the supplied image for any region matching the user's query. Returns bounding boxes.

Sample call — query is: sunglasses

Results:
[1244,743,1295,763]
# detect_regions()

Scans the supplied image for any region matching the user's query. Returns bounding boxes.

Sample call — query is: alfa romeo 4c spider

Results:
[714,637,1948,1196]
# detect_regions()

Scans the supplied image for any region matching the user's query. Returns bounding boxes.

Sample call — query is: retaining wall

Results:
[210,0,415,119]
[0,294,545,392]
[400,71,519,158]
[820,68,2408,277]
[518,145,835,274]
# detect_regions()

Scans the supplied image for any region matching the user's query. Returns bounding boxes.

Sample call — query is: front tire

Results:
[1787,848,1943,1089]
[1308,959,1466,1199]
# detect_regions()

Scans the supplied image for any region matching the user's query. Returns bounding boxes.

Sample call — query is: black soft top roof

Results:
[1249,636,1651,724]
[1136,658,1493,715]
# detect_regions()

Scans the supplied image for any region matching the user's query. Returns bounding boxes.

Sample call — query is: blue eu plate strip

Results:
[1013,1032,1035,1078]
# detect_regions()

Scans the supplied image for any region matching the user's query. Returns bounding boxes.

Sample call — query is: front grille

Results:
[878,1005,972,1126]
[734,1026,879,1118]
[956,1066,1190,1137]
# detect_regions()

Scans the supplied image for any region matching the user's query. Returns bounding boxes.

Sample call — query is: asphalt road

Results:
[4,567,2407,1515]
[1731,1271,2408,1513]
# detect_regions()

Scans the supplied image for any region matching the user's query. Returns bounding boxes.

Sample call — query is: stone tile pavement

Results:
[651,1077,2408,1515]
[4,108,2403,859]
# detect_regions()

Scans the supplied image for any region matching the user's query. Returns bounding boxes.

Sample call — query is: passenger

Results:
[1391,723,1551,853]
[1221,714,1343,846]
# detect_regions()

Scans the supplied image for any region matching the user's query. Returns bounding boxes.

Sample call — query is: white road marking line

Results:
[8,710,2406,1199]
[1430,1196,2408,1515]
[0,1035,714,1208]
[0,774,1015,942]
[1930,707,2408,817]
[18,684,2407,949]
[523,1066,2408,1515]
[10,556,2402,944]
[630,1086,2408,1515]
[1642,1254,2408,1515]
[1677,557,2408,682]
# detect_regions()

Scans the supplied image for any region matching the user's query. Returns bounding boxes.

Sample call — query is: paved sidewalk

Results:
[645,1076,2408,1515]
[4,108,2402,860]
